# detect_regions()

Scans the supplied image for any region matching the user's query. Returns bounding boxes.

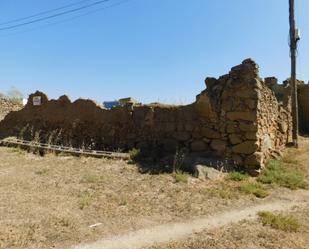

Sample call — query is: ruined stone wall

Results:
[298,84,309,133]
[256,78,292,169]
[0,59,293,173]
[0,98,23,121]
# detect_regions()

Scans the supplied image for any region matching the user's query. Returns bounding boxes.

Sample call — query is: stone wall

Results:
[298,84,309,133]
[0,98,23,121]
[0,59,293,173]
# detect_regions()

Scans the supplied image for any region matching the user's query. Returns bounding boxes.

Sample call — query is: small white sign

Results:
[33,96,41,106]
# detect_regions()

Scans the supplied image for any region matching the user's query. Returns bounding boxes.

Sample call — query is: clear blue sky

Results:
[0,0,308,104]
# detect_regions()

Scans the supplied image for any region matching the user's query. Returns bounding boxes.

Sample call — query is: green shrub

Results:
[239,182,269,198]
[129,148,141,162]
[258,211,300,232]
[228,171,248,181]
[258,160,307,190]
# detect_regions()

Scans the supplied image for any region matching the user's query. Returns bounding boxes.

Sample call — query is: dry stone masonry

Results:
[0,59,300,174]
[0,98,23,121]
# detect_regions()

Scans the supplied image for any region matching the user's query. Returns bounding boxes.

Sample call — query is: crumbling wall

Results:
[256,78,292,169]
[298,84,309,133]
[0,98,23,121]
[0,59,293,173]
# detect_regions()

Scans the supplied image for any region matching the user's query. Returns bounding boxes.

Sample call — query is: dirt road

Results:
[73,190,309,249]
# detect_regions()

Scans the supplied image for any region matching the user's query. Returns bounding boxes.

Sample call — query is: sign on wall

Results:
[33,96,41,106]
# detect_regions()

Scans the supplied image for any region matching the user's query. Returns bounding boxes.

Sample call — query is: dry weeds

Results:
[0,137,309,249]
[0,148,254,249]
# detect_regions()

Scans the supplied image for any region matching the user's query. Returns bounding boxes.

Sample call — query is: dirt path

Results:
[72,190,309,249]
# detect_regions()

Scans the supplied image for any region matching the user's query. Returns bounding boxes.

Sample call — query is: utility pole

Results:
[289,0,300,148]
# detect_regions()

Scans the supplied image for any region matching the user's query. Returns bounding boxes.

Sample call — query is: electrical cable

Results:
[0,0,113,31]
[0,0,94,26]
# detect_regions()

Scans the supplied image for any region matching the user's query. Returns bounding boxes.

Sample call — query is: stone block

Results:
[232,141,258,155]
[201,127,221,139]
[232,154,243,165]
[239,122,258,132]
[244,152,263,167]
[226,112,256,122]
[245,132,257,140]
[191,140,208,152]
[210,140,227,153]
[229,134,243,145]
[173,132,190,141]
[226,123,239,133]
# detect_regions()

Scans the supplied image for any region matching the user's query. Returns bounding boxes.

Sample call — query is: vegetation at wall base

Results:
[258,159,308,190]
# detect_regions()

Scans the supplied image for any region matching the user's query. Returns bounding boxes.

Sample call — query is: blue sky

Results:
[0,0,308,104]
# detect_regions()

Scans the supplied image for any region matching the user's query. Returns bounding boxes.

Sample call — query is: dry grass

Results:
[1,137,309,249]
[0,147,255,249]
[145,207,309,249]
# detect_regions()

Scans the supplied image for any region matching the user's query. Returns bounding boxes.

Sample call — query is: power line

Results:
[0,0,132,37]
[0,0,113,31]
[0,0,94,26]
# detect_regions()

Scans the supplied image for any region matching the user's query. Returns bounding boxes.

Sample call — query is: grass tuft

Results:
[174,172,188,183]
[239,182,269,198]
[80,174,102,184]
[258,211,301,232]
[206,185,239,199]
[258,160,307,190]
[78,191,93,210]
[228,171,249,181]
[35,168,49,175]
[129,148,141,163]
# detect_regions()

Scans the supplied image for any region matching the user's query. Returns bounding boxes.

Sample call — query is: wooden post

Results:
[289,0,299,148]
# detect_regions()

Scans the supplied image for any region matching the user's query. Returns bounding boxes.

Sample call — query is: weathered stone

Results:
[229,134,243,145]
[195,93,218,120]
[196,165,222,180]
[239,122,258,132]
[232,154,243,165]
[185,123,195,132]
[261,134,272,153]
[235,88,257,98]
[173,132,190,141]
[205,77,217,89]
[210,140,227,153]
[191,140,208,152]
[162,139,178,152]
[226,123,239,133]
[245,132,257,140]
[244,152,263,167]
[226,112,256,122]
[245,99,257,109]
[201,127,221,139]
[265,77,278,87]
[278,121,288,133]
[232,141,258,154]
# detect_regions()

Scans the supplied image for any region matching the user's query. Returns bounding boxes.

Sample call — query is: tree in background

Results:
[0,86,24,103]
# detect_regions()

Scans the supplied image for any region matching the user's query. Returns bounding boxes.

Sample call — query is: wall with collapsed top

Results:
[298,84,309,133]
[0,98,23,121]
[0,59,293,173]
